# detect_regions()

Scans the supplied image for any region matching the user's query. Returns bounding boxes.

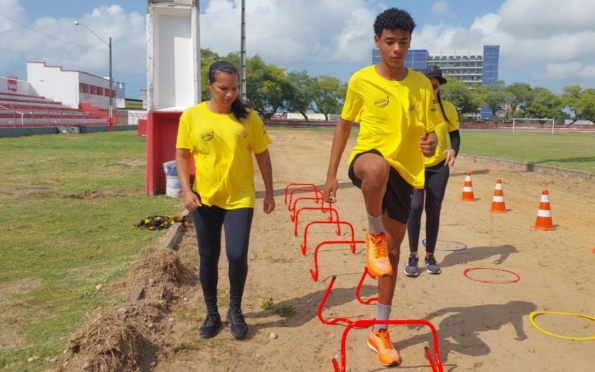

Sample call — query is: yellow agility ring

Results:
[529,311,595,341]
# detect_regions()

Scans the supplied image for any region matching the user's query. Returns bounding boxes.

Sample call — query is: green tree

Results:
[258,64,289,118]
[506,82,532,117]
[440,76,481,116]
[524,87,565,120]
[561,85,582,123]
[284,70,315,121]
[200,48,221,101]
[573,88,595,123]
[243,55,268,111]
[312,75,343,120]
[477,80,507,122]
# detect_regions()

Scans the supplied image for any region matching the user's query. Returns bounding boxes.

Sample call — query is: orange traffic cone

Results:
[532,190,555,231]
[489,179,506,213]
[461,172,475,202]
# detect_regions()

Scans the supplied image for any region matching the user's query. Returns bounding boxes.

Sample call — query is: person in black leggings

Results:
[405,66,460,277]
[176,61,275,339]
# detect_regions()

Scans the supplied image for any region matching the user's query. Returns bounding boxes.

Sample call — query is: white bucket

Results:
[166,175,182,198]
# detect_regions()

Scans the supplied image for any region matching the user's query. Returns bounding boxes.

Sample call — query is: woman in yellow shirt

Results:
[176,61,275,339]
[405,66,461,277]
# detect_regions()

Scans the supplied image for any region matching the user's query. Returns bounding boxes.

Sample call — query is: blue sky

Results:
[2,0,595,100]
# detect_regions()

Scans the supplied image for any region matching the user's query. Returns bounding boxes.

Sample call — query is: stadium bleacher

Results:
[0,92,107,128]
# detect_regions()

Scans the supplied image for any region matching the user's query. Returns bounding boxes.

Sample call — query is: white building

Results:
[26,61,114,110]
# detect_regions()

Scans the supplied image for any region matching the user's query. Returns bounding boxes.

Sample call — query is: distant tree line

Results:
[441,79,595,124]
[202,49,595,124]
[201,49,345,121]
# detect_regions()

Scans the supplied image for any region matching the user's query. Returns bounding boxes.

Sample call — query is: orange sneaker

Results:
[365,232,392,277]
[367,328,402,366]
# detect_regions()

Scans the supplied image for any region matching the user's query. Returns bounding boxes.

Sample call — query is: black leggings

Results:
[407,161,450,254]
[191,205,254,314]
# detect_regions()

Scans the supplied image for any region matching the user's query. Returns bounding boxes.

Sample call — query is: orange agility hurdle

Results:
[293,204,339,237]
[331,320,443,372]
[300,220,356,255]
[290,196,329,222]
[284,182,318,203]
[309,240,364,282]
[284,182,322,206]
[289,195,323,213]
[355,267,378,305]
[318,276,443,372]
[287,187,324,211]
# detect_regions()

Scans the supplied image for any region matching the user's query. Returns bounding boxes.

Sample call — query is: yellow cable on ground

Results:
[529,311,595,341]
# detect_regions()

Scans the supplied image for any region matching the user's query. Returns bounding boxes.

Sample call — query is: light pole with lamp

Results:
[74,21,113,131]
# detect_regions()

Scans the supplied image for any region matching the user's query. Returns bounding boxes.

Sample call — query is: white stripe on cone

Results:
[492,196,505,202]
[537,210,552,217]
[464,187,473,192]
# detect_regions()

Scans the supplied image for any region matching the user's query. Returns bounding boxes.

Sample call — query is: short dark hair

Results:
[208,61,249,121]
[373,8,416,37]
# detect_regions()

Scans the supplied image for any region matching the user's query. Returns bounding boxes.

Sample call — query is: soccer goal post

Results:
[512,118,555,134]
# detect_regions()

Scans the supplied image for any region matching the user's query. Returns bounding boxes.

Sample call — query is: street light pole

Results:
[108,36,113,131]
[240,0,247,103]
[74,21,114,131]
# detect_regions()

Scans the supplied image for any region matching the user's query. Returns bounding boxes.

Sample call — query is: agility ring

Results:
[529,311,595,341]
[463,267,521,284]
[422,239,467,252]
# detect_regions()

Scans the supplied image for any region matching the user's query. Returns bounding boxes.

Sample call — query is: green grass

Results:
[296,126,594,173]
[0,131,182,372]
[460,130,595,173]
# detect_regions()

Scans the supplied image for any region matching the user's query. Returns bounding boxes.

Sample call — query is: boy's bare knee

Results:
[355,156,389,185]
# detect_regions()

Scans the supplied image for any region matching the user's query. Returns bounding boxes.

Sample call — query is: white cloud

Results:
[201,0,378,65]
[535,62,595,80]
[0,2,145,78]
[0,0,26,32]
[414,0,595,81]
[1,0,595,88]
[431,1,454,19]
[498,0,595,39]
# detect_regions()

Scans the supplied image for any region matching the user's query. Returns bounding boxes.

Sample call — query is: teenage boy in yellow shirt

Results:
[323,7,437,367]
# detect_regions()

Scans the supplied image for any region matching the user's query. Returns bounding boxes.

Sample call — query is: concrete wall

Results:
[27,62,111,109]
[0,77,32,95]
[147,4,200,110]
[79,71,111,110]
[27,62,80,107]
[0,124,137,138]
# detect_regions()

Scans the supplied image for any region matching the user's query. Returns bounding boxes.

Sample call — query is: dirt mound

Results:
[58,244,197,372]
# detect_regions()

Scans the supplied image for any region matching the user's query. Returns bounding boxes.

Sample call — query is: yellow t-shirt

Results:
[425,99,460,167]
[342,65,434,189]
[176,103,271,209]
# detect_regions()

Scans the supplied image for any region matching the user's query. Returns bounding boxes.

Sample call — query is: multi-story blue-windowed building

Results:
[372,45,500,119]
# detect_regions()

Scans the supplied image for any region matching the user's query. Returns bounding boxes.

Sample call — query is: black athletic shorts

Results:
[348,149,413,224]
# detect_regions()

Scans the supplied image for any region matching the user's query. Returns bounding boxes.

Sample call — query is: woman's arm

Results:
[176,148,201,211]
[254,149,275,214]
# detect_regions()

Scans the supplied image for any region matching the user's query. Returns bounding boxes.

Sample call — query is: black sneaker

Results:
[199,312,222,338]
[227,309,248,339]
[425,255,442,274]
[404,255,419,277]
